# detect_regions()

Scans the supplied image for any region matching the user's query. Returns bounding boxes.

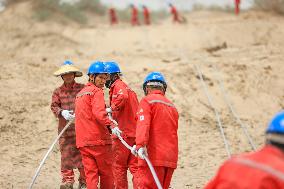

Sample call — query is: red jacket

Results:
[143,7,150,25]
[75,82,112,148]
[109,79,139,138]
[136,90,179,168]
[205,145,284,189]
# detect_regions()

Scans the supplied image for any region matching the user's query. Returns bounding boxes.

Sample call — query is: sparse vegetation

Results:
[192,3,234,13]
[254,0,284,14]
[9,0,108,24]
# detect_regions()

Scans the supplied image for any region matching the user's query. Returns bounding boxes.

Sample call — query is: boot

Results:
[60,183,73,189]
[77,182,87,189]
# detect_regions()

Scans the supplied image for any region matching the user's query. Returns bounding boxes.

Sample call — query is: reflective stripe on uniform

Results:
[232,158,284,181]
[148,100,175,108]
[76,92,93,98]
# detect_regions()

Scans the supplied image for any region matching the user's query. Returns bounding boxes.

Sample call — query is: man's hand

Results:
[137,147,148,159]
[111,126,122,137]
[61,110,75,121]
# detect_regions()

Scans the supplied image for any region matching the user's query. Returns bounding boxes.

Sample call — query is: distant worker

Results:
[235,0,241,15]
[169,3,181,23]
[109,7,118,25]
[75,61,114,189]
[51,60,86,189]
[130,4,140,26]
[132,72,179,189]
[105,61,139,189]
[205,111,284,189]
[142,5,151,25]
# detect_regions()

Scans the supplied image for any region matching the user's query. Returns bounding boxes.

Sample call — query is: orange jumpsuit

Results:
[205,145,284,189]
[109,79,139,189]
[235,0,241,15]
[170,5,181,23]
[136,90,179,189]
[131,5,140,26]
[109,8,118,25]
[75,82,114,189]
[143,6,150,25]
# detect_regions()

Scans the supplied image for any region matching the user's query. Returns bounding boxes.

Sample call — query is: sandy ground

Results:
[0,2,284,189]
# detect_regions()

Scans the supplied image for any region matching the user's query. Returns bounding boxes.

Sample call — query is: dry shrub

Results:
[7,0,107,24]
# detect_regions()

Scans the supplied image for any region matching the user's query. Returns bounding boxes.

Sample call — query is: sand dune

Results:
[0,2,284,189]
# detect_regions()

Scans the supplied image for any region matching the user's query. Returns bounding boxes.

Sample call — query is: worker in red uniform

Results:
[105,61,139,189]
[130,4,140,26]
[235,0,241,15]
[142,5,151,25]
[204,111,284,189]
[109,7,118,25]
[169,3,181,23]
[75,61,117,189]
[51,60,86,189]
[131,72,179,189]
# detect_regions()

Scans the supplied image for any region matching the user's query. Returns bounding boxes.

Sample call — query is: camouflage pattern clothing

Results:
[51,81,84,170]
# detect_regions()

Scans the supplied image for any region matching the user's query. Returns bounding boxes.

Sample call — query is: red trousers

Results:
[61,168,86,184]
[138,166,174,189]
[79,145,114,189]
[112,137,138,189]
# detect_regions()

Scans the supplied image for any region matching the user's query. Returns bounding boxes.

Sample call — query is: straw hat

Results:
[53,60,83,77]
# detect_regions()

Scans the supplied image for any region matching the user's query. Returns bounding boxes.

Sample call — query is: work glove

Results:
[137,147,148,159]
[111,126,122,137]
[61,110,75,121]
[131,145,137,156]
[106,107,112,114]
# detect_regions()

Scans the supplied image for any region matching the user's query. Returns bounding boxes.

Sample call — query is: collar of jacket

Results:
[263,145,284,159]
[86,82,102,90]
[148,90,164,96]
[62,81,76,90]
[110,79,121,89]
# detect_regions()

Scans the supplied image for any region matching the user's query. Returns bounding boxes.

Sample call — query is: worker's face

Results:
[94,73,109,88]
[62,73,75,84]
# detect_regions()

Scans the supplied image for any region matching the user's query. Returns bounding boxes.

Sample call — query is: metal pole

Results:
[28,120,73,189]
[106,108,163,189]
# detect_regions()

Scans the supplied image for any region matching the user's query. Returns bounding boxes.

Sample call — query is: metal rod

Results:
[106,109,163,189]
[28,120,73,189]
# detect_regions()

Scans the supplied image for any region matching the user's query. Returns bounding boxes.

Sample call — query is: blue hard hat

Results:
[143,72,167,92]
[266,111,284,134]
[105,61,121,74]
[144,72,166,84]
[63,60,73,65]
[87,61,108,75]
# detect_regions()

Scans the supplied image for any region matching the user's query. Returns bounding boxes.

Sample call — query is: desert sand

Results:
[0,2,284,189]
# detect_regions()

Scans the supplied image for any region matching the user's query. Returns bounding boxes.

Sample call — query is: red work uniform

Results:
[109,79,139,189]
[131,5,140,26]
[205,145,284,189]
[143,6,150,25]
[109,8,118,25]
[75,82,114,189]
[51,81,86,184]
[235,0,241,15]
[170,5,181,23]
[136,90,179,189]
